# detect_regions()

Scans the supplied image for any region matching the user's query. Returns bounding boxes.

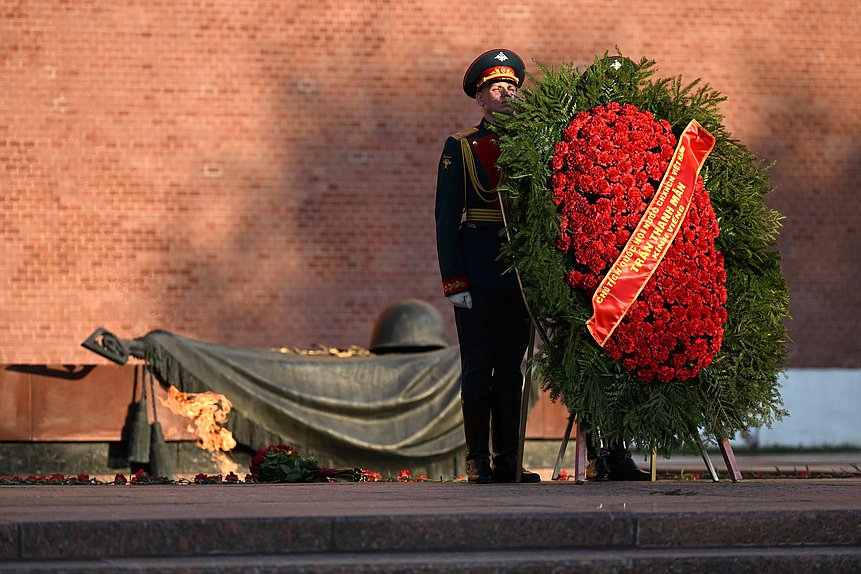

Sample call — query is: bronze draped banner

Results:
[139,330,466,476]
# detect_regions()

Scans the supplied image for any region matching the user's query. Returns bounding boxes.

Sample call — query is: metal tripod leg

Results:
[551,413,586,484]
[719,436,743,482]
[573,417,586,484]
[551,413,575,481]
[694,433,720,482]
[515,323,536,483]
[650,447,657,482]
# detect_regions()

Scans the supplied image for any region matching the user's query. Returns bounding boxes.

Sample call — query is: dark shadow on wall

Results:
[5,365,96,380]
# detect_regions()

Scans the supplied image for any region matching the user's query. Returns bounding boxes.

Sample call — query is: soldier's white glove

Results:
[447,291,473,309]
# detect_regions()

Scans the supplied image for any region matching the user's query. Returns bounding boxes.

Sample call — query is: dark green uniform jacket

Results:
[435,120,517,296]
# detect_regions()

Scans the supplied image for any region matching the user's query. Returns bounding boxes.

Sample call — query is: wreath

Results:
[495,54,789,454]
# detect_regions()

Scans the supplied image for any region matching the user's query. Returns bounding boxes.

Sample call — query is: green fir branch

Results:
[493,53,790,455]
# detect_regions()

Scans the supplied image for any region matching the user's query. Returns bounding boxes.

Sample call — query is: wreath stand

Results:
[543,410,743,483]
[514,323,742,483]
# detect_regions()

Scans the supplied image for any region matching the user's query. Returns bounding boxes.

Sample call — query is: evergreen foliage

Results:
[494,54,789,454]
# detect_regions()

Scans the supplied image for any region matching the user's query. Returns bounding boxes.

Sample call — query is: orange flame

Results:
[160,386,238,475]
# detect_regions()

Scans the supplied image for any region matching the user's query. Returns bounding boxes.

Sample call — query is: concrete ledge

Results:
[2,480,861,562]
[17,518,333,560]
[0,526,16,562]
[13,514,636,560]
[2,546,861,573]
[9,509,861,561]
[638,509,861,547]
[328,513,637,552]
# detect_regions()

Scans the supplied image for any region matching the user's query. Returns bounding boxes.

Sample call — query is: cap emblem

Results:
[494,51,508,62]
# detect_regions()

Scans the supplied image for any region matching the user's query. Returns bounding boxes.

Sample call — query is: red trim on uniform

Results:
[470,133,503,189]
[476,66,517,91]
[442,277,470,297]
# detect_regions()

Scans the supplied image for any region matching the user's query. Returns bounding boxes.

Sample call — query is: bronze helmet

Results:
[369,299,450,354]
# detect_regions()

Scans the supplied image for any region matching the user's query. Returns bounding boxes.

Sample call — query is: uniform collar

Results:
[475,119,497,137]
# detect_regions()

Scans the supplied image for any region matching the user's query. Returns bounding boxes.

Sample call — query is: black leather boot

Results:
[587,456,612,481]
[462,390,492,483]
[491,453,541,483]
[585,433,611,481]
[466,457,493,483]
[607,442,651,481]
[490,388,540,483]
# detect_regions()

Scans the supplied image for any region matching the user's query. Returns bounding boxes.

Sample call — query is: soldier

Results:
[435,49,540,484]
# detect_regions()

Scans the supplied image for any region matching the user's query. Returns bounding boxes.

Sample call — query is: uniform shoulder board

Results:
[450,127,479,140]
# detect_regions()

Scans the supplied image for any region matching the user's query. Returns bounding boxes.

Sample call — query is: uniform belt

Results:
[464,208,503,222]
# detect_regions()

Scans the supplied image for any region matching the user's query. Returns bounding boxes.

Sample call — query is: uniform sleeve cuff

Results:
[442,277,470,297]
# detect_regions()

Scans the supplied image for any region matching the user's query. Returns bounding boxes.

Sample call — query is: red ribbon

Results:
[586,120,716,346]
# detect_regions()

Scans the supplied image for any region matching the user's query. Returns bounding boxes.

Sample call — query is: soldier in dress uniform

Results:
[435,49,540,484]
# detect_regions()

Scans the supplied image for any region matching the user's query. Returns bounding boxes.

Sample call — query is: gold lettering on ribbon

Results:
[586,120,716,346]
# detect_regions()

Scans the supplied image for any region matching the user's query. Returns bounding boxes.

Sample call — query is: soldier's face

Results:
[477,81,518,117]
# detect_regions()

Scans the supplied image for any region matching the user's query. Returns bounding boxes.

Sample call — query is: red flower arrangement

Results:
[550,102,727,383]
[249,444,362,483]
[193,473,223,484]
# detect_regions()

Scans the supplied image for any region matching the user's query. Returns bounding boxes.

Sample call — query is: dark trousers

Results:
[454,287,531,460]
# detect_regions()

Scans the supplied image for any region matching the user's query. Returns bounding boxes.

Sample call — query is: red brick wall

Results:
[2,1,859,366]
[0,364,196,442]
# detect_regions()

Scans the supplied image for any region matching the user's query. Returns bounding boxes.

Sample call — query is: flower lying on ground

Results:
[248,444,362,483]
[1,466,857,484]
[359,470,384,482]
[0,473,96,485]
[397,469,430,482]
[129,469,173,485]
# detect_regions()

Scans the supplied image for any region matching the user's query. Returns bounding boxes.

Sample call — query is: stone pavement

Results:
[525,444,861,477]
[597,449,861,478]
